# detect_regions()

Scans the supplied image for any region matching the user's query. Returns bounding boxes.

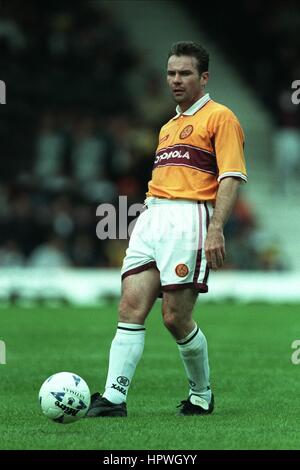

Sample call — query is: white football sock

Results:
[177,324,212,403]
[103,322,145,404]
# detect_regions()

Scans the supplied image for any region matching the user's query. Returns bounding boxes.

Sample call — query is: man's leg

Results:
[162,288,213,415]
[87,268,160,417]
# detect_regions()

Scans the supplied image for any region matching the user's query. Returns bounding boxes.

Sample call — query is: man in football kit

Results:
[87,41,247,417]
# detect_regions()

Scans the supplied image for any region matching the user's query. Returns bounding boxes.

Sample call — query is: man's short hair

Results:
[168,41,209,75]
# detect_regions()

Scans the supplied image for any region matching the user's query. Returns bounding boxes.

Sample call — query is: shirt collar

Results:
[173,93,211,119]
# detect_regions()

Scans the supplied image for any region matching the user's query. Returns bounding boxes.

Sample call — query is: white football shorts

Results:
[121,197,213,294]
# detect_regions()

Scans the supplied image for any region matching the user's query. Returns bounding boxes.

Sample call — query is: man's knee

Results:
[162,311,179,333]
[162,299,194,338]
[118,295,146,324]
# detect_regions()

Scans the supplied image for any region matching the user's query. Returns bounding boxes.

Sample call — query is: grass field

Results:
[1,301,300,450]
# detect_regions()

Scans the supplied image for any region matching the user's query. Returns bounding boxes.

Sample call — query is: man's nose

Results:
[173,73,182,83]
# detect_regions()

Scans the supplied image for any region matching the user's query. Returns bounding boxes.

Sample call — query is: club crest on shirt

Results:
[159,134,169,144]
[175,263,189,277]
[180,125,193,139]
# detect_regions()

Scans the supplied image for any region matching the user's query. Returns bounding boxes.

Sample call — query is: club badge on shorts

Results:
[175,263,189,277]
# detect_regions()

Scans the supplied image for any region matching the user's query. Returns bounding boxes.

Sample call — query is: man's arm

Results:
[205,177,241,270]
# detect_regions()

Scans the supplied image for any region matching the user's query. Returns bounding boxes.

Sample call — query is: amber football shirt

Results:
[147,93,247,202]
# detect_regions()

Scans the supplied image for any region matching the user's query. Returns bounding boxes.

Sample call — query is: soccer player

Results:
[87,41,247,417]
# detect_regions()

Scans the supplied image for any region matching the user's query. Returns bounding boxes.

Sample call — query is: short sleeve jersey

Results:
[146,94,247,202]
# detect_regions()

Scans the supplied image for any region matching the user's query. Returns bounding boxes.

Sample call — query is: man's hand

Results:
[204,177,241,270]
[205,226,226,270]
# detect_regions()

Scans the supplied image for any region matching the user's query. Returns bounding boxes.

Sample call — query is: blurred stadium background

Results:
[1,0,300,451]
[0,0,300,302]
[0,0,300,305]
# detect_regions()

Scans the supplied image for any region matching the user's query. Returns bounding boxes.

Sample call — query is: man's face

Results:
[167,55,208,111]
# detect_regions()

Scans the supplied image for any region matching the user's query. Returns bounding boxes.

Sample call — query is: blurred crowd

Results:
[0,1,287,271]
[183,0,300,192]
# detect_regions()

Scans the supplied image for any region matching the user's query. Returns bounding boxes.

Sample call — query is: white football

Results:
[39,372,91,424]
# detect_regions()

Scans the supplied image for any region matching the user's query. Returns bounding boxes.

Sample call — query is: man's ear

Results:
[200,71,209,86]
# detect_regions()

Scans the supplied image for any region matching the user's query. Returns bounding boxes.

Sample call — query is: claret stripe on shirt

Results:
[153,144,218,175]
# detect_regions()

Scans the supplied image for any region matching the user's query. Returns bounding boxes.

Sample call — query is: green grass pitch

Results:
[1,301,300,450]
